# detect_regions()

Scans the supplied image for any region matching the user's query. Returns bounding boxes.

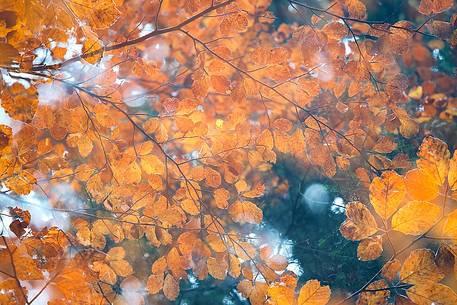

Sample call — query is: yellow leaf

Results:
[243,183,265,198]
[113,159,142,185]
[228,254,241,278]
[273,118,293,133]
[400,249,444,285]
[92,261,117,285]
[408,86,423,100]
[407,283,457,305]
[268,280,295,305]
[356,280,389,305]
[66,0,120,29]
[166,247,186,279]
[207,234,226,253]
[297,279,331,305]
[238,280,254,298]
[5,170,36,195]
[228,201,263,224]
[81,26,104,64]
[339,201,378,241]
[109,260,133,277]
[391,201,441,235]
[369,171,405,221]
[257,129,274,150]
[180,198,200,215]
[151,256,167,274]
[443,209,457,238]
[418,0,454,15]
[404,169,440,201]
[1,83,38,123]
[0,278,27,305]
[77,135,93,157]
[220,12,248,35]
[417,136,450,185]
[140,154,164,175]
[448,152,457,191]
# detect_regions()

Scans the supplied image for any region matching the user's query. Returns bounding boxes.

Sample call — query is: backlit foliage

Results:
[0,0,456,304]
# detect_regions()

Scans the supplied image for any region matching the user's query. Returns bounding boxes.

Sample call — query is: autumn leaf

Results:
[407,283,457,305]
[9,207,31,238]
[1,0,457,303]
[140,154,165,175]
[228,201,263,224]
[357,235,383,261]
[92,261,117,285]
[443,209,457,238]
[213,188,230,209]
[417,136,450,185]
[448,153,457,191]
[297,279,331,305]
[369,171,405,221]
[357,280,390,305]
[0,124,12,153]
[147,273,164,294]
[5,170,36,195]
[0,279,27,305]
[400,249,444,285]
[0,43,19,65]
[381,259,401,282]
[391,201,441,235]
[418,0,454,15]
[220,12,248,35]
[339,201,378,241]
[66,0,120,29]
[1,83,38,123]
[207,255,228,280]
[163,274,180,301]
[404,169,440,201]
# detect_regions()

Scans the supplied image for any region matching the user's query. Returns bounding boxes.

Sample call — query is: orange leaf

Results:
[297,279,331,305]
[147,273,164,294]
[66,0,120,29]
[418,0,454,15]
[0,43,19,65]
[404,169,440,201]
[228,201,263,224]
[92,261,117,285]
[392,201,441,235]
[357,235,383,261]
[400,249,444,285]
[369,171,405,221]
[163,274,179,301]
[340,201,378,241]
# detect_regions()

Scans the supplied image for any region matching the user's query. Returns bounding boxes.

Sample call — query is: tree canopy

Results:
[0,0,457,304]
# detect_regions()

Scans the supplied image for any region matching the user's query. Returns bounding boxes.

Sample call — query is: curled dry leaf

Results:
[340,201,378,241]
